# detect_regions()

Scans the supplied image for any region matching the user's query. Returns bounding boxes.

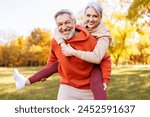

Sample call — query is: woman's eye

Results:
[93,15,98,18]
[86,14,91,17]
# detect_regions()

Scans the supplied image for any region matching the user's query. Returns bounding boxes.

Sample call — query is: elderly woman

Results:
[56,2,112,99]
[14,2,111,100]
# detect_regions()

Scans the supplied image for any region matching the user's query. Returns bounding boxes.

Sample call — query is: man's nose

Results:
[62,24,67,31]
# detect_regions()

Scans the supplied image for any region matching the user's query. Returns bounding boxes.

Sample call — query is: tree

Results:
[136,36,150,64]
[0,36,26,66]
[25,28,51,66]
[0,45,10,66]
[106,12,135,66]
[9,36,26,66]
[127,0,150,25]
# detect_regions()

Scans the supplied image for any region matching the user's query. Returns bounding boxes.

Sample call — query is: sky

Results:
[0,0,97,36]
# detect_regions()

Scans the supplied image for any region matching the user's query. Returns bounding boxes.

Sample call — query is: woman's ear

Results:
[100,13,102,19]
[99,14,102,21]
[73,18,76,24]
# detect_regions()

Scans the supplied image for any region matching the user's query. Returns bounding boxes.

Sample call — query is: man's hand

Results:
[62,44,77,56]
[103,83,107,90]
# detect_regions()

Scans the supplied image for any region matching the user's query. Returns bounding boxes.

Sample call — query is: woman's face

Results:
[85,7,102,29]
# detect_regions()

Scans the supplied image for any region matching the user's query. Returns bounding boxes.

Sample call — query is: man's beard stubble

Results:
[61,27,75,40]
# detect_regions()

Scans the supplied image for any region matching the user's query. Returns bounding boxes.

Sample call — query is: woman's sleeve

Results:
[75,36,110,64]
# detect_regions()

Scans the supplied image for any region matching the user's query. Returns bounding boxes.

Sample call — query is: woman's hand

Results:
[103,83,107,90]
[54,29,65,45]
[61,44,77,56]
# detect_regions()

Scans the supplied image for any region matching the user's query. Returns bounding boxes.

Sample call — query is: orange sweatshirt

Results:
[47,25,111,89]
[100,54,111,83]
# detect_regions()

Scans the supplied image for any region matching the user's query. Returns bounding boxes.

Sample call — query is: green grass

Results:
[108,67,150,100]
[0,66,150,100]
[0,67,59,100]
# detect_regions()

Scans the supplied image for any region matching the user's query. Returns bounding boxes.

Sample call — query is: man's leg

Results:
[57,84,94,100]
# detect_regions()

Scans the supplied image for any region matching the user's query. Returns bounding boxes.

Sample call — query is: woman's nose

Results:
[89,16,94,22]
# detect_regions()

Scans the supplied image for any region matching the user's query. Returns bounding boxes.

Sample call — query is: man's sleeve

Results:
[100,54,111,84]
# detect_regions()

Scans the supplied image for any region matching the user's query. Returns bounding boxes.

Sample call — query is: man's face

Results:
[56,13,76,40]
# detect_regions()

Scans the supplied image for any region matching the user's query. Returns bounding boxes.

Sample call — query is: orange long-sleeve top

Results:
[100,54,111,84]
[47,25,111,89]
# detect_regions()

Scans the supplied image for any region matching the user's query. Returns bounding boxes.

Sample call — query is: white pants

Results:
[57,84,94,100]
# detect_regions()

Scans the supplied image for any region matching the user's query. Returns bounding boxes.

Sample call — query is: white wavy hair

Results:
[84,2,103,16]
[54,9,76,23]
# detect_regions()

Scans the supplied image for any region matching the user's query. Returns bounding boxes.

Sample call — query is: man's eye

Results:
[66,21,71,24]
[57,23,62,26]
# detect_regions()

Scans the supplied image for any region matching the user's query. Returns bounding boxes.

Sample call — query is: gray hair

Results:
[54,9,76,23]
[84,2,103,16]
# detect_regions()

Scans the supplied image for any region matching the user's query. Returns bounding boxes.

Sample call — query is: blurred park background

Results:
[0,0,150,99]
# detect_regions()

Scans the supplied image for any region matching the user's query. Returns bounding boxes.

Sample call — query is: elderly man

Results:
[47,9,97,100]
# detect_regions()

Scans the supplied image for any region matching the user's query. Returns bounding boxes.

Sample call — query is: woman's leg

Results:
[14,61,58,89]
[90,66,107,100]
[28,61,58,84]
